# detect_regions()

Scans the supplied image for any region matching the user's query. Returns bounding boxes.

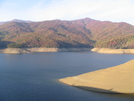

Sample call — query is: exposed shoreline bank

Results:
[91,48,134,54]
[0,48,91,54]
[59,60,134,93]
[1,47,134,54]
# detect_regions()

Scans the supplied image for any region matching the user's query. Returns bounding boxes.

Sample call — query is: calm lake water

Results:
[0,51,134,101]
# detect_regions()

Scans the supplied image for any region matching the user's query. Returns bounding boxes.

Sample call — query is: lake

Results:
[0,51,134,101]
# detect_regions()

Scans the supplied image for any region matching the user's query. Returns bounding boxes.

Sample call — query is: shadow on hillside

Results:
[0,41,13,48]
[57,41,93,48]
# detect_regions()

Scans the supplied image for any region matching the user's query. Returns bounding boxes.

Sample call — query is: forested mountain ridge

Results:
[0,18,134,48]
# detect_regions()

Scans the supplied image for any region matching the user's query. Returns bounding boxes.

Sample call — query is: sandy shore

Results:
[59,60,134,94]
[2,47,134,54]
[0,48,91,54]
[91,48,134,54]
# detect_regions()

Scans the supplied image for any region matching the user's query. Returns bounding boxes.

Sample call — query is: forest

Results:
[0,18,134,48]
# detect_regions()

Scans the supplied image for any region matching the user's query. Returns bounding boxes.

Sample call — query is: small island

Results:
[59,60,134,93]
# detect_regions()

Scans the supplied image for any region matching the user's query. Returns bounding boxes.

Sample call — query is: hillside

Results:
[95,35,134,49]
[0,18,134,48]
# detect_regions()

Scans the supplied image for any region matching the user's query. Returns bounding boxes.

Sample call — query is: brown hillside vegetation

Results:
[0,18,134,48]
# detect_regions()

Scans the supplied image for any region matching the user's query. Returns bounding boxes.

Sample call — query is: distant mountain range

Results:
[0,18,134,48]
[0,19,32,25]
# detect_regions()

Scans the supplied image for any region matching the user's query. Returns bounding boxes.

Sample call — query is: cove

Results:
[0,51,134,101]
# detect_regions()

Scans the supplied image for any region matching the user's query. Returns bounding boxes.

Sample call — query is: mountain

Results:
[0,18,134,48]
[0,21,7,25]
[11,19,33,23]
[0,22,5,25]
[0,19,32,25]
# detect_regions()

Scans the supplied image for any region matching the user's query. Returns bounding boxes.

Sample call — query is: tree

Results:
[7,43,24,48]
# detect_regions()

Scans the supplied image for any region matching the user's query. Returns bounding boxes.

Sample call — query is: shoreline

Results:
[1,47,134,54]
[59,60,134,94]
[0,48,91,54]
[91,48,134,54]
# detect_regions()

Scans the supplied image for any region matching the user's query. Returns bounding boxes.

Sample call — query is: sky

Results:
[0,0,134,25]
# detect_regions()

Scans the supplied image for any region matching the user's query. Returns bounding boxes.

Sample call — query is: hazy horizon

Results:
[0,0,134,25]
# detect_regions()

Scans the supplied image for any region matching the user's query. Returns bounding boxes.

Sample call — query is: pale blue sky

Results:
[0,0,134,25]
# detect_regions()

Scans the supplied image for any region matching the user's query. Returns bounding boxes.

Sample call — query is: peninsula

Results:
[91,48,134,54]
[59,60,134,93]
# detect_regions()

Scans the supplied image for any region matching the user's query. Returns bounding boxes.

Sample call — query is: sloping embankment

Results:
[0,48,91,54]
[59,60,134,93]
[91,48,134,54]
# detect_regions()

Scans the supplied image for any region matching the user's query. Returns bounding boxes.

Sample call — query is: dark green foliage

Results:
[95,35,134,49]
[7,43,24,48]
